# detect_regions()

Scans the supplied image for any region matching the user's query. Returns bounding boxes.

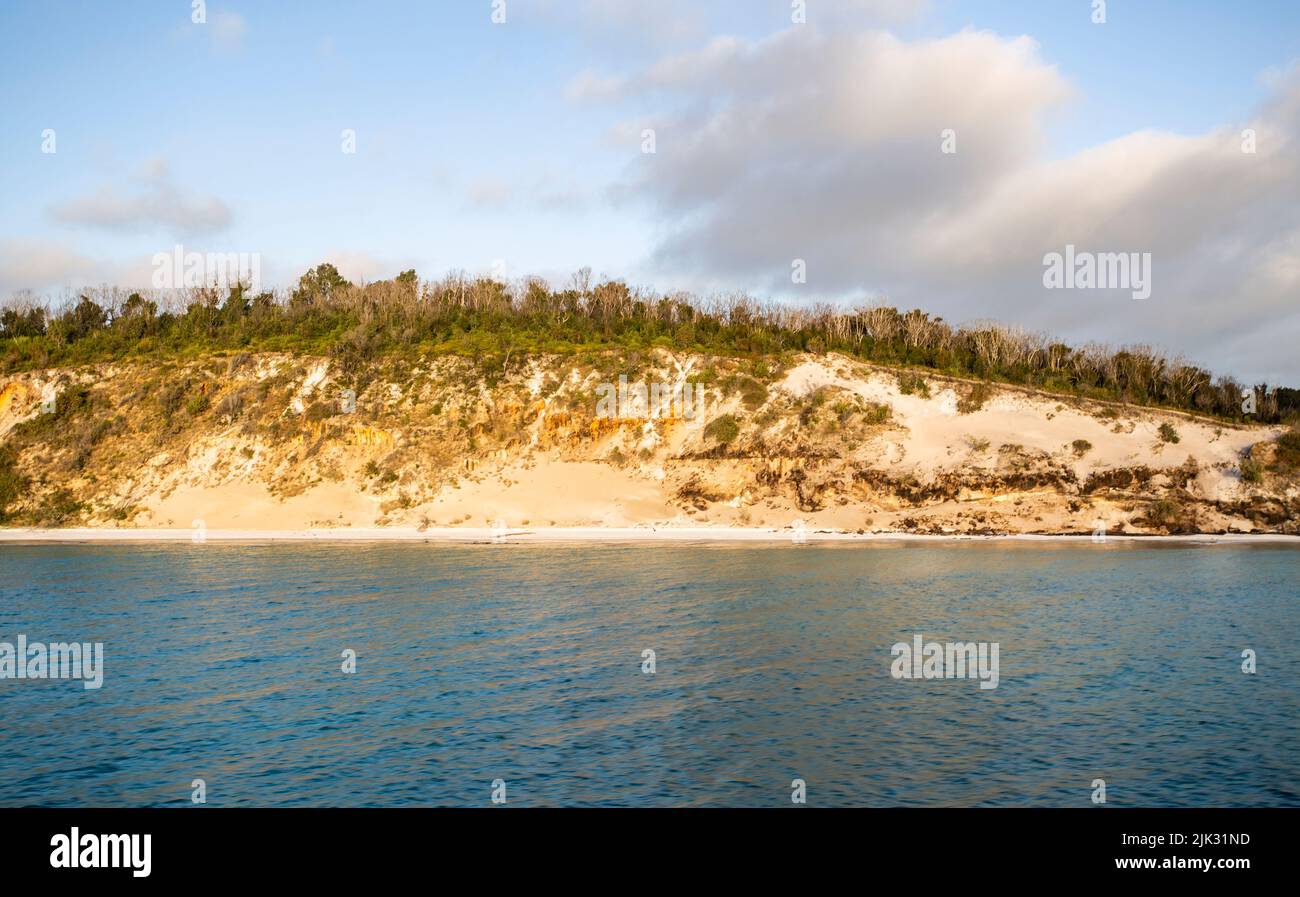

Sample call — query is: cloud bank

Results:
[583,26,1300,383]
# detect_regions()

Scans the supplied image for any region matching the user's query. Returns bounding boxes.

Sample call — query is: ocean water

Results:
[0,541,1296,807]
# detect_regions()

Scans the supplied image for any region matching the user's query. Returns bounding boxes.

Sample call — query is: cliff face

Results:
[0,350,1295,534]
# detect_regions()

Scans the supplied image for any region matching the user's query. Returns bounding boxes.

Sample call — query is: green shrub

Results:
[1071,439,1092,457]
[897,372,930,398]
[1145,498,1185,529]
[215,391,245,419]
[304,400,336,421]
[1157,422,1180,444]
[34,489,83,526]
[55,386,94,420]
[1274,428,1300,470]
[957,382,991,414]
[0,446,26,519]
[739,377,768,410]
[704,414,740,444]
[863,402,892,424]
[157,382,186,418]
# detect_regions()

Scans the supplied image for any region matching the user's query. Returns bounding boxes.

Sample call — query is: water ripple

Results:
[0,541,1296,806]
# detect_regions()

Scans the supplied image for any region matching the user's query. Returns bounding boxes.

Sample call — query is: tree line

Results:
[2,264,1296,423]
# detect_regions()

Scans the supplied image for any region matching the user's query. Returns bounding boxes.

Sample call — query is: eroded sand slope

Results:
[1,351,1294,535]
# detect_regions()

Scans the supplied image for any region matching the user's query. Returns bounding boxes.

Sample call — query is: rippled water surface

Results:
[1,541,1297,806]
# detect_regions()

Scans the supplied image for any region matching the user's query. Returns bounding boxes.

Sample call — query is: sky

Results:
[1,0,1298,383]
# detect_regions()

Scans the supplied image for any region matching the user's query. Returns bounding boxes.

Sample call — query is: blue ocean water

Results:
[0,541,1296,807]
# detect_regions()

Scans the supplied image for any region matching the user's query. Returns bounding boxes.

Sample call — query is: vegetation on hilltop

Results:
[2,264,1297,423]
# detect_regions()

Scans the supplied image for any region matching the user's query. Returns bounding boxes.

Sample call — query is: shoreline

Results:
[1,526,1297,545]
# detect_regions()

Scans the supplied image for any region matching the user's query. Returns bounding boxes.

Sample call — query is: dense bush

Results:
[704,414,740,444]
[897,371,931,397]
[957,382,992,414]
[0,445,26,519]
[3,265,1296,423]
[1144,498,1187,530]
[1272,428,1300,471]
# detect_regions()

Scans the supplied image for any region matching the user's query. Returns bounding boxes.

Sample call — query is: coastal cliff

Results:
[2,350,1295,536]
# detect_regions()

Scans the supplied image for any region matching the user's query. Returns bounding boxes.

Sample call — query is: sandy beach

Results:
[2,526,1297,544]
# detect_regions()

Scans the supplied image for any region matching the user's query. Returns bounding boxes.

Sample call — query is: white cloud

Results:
[50,158,233,237]
[0,239,110,296]
[580,26,1300,382]
[522,0,710,51]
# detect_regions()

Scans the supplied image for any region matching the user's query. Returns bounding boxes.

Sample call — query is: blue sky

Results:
[927,1,1300,154]
[1,1,1298,380]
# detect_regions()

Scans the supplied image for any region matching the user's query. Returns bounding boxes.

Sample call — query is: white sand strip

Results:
[0,527,1297,544]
